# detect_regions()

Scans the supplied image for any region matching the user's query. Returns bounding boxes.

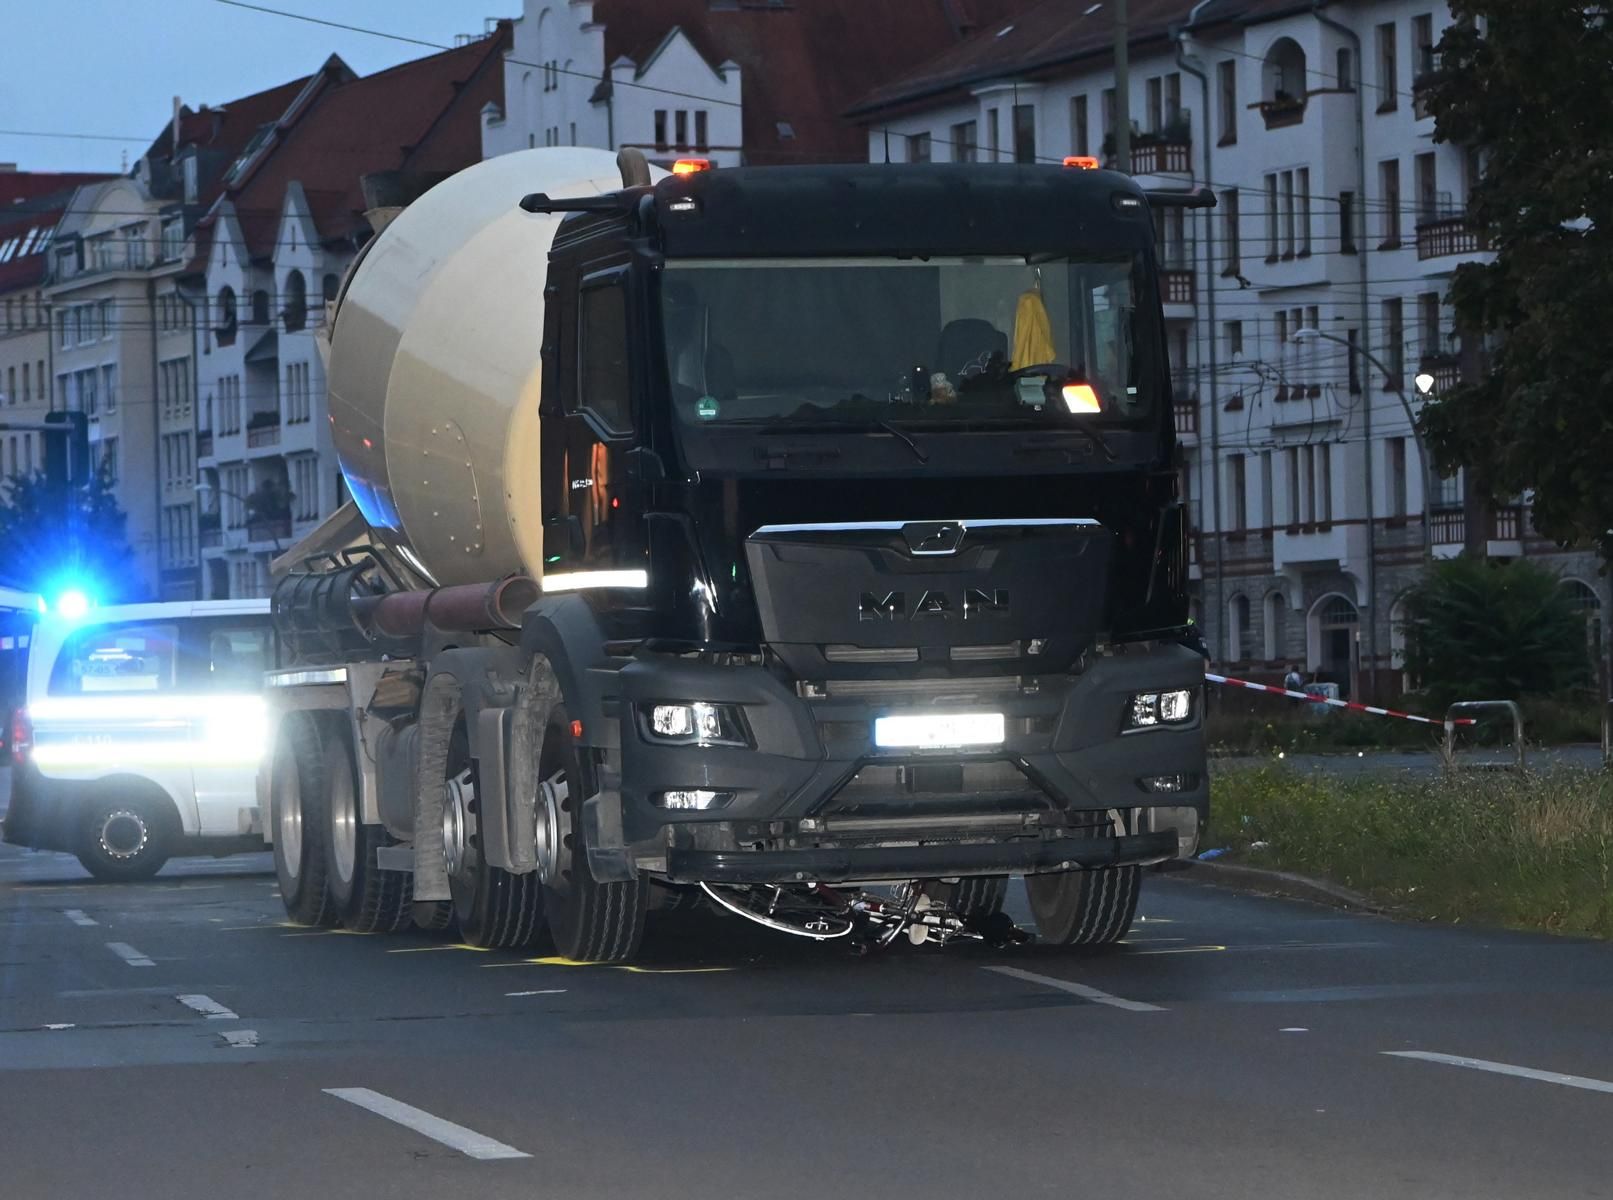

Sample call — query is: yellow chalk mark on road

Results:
[387,943,496,954]
[614,965,733,975]
[1127,944,1226,955]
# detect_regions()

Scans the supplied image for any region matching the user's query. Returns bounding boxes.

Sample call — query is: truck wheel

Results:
[76,794,172,882]
[271,714,335,926]
[894,876,1008,918]
[537,705,646,963]
[323,726,411,933]
[1024,866,1139,946]
[442,718,546,949]
[413,900,455,932]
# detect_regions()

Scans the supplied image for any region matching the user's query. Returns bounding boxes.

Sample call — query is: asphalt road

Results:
[3,829,1612,1199]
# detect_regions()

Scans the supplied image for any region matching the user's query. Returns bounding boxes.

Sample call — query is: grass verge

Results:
[1205,764,1613,938]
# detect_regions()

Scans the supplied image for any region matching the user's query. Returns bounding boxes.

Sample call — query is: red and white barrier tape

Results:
[1205,673,1475,726]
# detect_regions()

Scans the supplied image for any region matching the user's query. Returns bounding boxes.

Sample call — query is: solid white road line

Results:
[219,1029,259,1049]
[1385,1051,1613,1096]
[323,1088,531,1161]
[982,965,1164,1012]
[177,994,238,1020]
[62,909,97,927]
[105,942,155,967]
[505,990,567,997]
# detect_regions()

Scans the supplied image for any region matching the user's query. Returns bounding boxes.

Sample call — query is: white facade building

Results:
[854,0,1605,699]
[483,2,742,168]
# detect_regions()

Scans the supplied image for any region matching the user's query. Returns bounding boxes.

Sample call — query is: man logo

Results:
[858,589,1009,621]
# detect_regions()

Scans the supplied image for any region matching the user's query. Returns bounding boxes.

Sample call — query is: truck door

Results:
[541,248,644,580]
[186,615,275,837]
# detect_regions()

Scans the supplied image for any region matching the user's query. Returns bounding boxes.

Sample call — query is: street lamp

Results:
[1292,327,1434,563]
[194,481,283,555]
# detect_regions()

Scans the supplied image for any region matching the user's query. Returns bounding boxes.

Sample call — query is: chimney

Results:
[172,95,182,155]
[0,163,17,173]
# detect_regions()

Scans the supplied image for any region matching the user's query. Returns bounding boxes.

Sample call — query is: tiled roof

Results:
[846,0,1314,118]
[0,172,112,208]
[592,0,1043,164]
[199,25,512,262]
[0,175,115,293]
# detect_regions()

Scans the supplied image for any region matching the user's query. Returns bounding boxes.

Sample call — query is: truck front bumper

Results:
[600,642,1208,884]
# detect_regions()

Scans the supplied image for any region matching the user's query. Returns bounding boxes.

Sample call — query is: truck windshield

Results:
[660,255,1155,429]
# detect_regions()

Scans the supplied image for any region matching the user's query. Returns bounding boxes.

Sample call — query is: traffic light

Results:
[42,412,90,487]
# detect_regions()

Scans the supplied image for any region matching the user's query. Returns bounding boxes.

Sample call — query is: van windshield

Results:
[660,255,1154,429]
[49,623,181,695]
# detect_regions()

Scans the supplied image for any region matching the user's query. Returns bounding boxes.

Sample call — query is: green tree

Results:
[0,467,136,602]
[1400,558,1590,706]
[1415,4,1613,561]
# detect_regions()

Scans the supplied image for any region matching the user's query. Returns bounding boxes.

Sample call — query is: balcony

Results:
[246,414,282,449]
[1417,211,1489,260]
[1430,506,1465,546]
[1418,353,1460,395]
[1487,505,1523,558]
[196,430,214,459]
[1129,136,1191,176]
[1273,521,1369,576]
[1255,94,1306,130]
[248,516,291,544]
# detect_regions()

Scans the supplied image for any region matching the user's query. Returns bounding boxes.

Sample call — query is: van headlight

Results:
[642,702,749,747]
[1125,689,1194,730]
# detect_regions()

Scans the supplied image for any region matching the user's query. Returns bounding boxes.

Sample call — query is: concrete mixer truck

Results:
[260,146,1210,962]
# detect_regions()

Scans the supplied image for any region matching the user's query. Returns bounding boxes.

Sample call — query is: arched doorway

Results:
[1562,578,1604,664]
[1310,593,1360,698]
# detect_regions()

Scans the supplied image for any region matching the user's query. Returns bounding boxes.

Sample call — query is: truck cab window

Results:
[578,281,632,434]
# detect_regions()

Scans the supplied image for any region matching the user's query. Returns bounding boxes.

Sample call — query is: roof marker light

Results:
[672,158,712,176]
[1061,383,1102,414]
[1064,156,1100,170]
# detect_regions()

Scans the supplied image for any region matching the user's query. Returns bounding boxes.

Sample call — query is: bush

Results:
[1207,765,1613,937]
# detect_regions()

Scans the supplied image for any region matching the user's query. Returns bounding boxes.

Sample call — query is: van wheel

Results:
[442,717,546,948]
[77,796,172,881]
[323,725,411,933]
[537,705,646,963]
[1024,865,1140,946]
[271,715,335,926]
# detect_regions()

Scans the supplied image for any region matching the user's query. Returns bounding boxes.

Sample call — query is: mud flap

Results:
[502,655,562,875]
[410,672,461,902]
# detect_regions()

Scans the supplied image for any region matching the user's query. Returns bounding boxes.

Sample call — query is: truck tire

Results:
[76,793,173,882]
[442,718,546,949]
[271,714,336,926]
[893,876,1008,918]
[323,726,411,933]
[537,705,646,963]
[1024,865,1139,947]
[413,900,455,931]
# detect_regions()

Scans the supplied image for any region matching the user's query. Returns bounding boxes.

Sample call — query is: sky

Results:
[1,0,510,175]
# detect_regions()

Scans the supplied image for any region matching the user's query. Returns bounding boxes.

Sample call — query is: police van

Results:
[5,599,273,880]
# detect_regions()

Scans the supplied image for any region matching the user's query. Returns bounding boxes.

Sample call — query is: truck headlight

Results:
[643,702,749,747]
[1125,689,1194,730]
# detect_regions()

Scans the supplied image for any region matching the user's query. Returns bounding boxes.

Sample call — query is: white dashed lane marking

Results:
[62,909,97,927]
[105,942,155,967]
[1385,1051,1613,1096]
[219,1029,259,1049]
[324,1088,531,1161]
[981,965,1164,1012]
[176,994,238,1020]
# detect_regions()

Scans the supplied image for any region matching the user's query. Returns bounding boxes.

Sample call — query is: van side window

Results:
[50,623,181,695]
[578,281,632,434]
[198,624,272,690]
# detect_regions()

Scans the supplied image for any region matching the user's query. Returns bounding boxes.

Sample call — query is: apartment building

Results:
[851,0,1605,700]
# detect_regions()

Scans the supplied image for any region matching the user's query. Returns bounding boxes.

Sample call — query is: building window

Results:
[1260,449,1275,528]
[694,111,707,151]
[1347,328,1361,393]
[654,110,668,151]
[1388,437,1408,516]
[1227,454,1247,530]
[100,436,118,484]
[1415,152,1437,224]
[1229,595,1251,661]
[57,311,68,349]
[283,270,307,332]
[1146,76,1164,133]
[985,108,1000,162]
[1336,47,1354,89]
[1377,22,1398,111]
[1339,191,1357,253]
[1012,104,1036,163]
[1296,168,1312,255]
[1070,96,1088,157]
[21,361,29,404]
[1226,320,1243,357]
[1419,291,1442,359]
[1383,298,1405,385]
[1280,170,1295,257]
[1222,188,1240,272]
[906,132,931,163]
[217,286,238,346]
[1380,159,1401,246]
[1263,174,1278,260]
[951,120,978,162]
[1317,443,1332,521]
[102,363,117,413]
[674,110,688,151]
[1217,60,1237,144]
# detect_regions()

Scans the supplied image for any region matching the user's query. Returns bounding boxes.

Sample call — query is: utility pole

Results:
[1113,0,1131,173]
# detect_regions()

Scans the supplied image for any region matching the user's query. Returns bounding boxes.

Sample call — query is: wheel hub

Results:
[99,811,148,860]
[274,756,303,877]
[535,770,568,887]
[442,768,473,878]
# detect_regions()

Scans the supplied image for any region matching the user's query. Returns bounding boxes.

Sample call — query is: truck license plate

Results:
[873,712,1005,749]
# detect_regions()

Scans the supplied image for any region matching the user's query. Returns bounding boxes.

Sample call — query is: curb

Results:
[1177,858,1390,915]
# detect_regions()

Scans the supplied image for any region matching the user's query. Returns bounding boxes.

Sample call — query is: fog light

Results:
[1140,773,1198,793]
[654,789,732,810]
[1128,693,1160,727]
[1160,689,1193,722]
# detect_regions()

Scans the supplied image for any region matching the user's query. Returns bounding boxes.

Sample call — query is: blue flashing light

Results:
[53,589,93,620]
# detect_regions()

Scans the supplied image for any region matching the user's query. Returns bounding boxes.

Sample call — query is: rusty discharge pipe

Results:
[357,576,540,637]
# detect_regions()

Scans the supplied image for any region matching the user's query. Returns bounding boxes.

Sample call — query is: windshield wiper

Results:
[873,420,928,463]
[748,417,929,463]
